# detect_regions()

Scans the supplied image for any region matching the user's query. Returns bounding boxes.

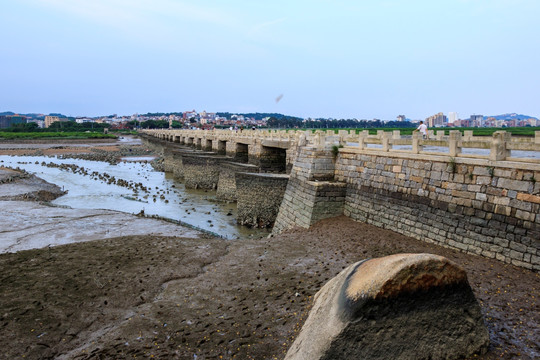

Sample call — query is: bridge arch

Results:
[217,140,227,155]
[259,145,287,173]
[235,143,249,163]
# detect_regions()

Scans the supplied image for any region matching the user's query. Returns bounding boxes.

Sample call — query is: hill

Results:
[485,113,538,121]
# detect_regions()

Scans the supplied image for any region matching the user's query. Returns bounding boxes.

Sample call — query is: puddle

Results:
[0,155,270,239]
[120,156,157,162]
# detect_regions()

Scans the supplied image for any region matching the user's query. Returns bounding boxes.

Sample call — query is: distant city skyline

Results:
[1,1,539,120]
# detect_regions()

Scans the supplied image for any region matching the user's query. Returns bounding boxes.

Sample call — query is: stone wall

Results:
[162,148,175,173]
[273,179,346,233]
[216,162,259,202]
[236,173,289,228]
[274,146,346,233]
[171,151,185,179]
[336,150,540,271]
[181,154,224,190]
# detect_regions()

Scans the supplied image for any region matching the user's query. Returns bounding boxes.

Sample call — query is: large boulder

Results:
[285,253,489,360]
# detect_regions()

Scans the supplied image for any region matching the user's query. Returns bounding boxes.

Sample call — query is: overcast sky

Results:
[1,0,539,119]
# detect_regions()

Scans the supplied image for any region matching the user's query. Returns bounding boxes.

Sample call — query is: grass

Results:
[0,132,117,140]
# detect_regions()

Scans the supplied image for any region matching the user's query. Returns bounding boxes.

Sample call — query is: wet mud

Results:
[0,167,65,201]
[0,217,538,359]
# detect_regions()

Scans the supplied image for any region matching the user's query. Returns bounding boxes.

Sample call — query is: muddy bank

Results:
[0,200,205,253]
[0,217,538,359]
[0,135,157,164]
[0,167,65,201]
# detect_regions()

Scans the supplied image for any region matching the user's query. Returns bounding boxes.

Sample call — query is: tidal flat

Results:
[0,138,538,359]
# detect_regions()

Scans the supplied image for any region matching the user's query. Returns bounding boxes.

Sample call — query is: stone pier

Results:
[216,162,259,202]
[236,173,289,228]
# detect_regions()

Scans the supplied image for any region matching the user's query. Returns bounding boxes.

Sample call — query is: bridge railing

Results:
[338,130,540,163]
[141,129,540,163]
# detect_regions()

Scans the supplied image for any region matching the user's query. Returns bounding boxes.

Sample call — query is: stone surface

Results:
[286,253,489,360]
[236,172,289,228]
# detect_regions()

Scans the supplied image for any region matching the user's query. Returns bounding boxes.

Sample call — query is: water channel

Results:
[0,155,270,239]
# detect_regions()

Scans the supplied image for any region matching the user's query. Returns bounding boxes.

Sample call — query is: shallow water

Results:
[0,155,270,239]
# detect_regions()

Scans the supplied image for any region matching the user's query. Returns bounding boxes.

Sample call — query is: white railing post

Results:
[436,130,445,140]
[358,132,366,150]
[412,132,423,153]
[489,131,511,161]
[448,130,462,157]
[382,132,392,152]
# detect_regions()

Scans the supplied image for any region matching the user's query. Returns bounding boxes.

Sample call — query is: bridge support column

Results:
[236,173,289,228]
[163,148,175,173]
[273,146,346,234]
[182,154,224,190]
[216,162,259,201]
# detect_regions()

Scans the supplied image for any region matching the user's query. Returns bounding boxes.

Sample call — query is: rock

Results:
[285,253,489,360]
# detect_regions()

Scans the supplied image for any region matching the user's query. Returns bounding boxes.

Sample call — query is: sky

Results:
[1,0,539,120]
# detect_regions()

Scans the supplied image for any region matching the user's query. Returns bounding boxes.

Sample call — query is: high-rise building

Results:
[448,112,458,124]
[470,114,483,127]
[425,112,447,127]
[0,115,27,129]
[44,116,60,128]
[397,115,406,122]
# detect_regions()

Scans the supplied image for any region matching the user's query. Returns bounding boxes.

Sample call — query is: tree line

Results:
[4,121,110,132]
[267,117,416,129]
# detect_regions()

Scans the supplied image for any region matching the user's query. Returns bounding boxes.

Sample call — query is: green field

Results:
[0,131,117,140]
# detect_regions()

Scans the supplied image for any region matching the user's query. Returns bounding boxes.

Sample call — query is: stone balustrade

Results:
[143,128,540,163]
[341,130,540,163]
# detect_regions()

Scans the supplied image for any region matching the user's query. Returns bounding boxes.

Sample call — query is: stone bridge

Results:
[142,128,540,271]
[144,128,299,172]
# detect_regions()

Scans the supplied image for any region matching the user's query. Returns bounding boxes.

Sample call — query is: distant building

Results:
[44,115,60,128]
[75,118,94,124]
[425,112,447,127]
[527,118,539,126]
[0,114,27,129]
[448,112,458,124]
[396,115,406,122]
[183,110,198,120]
[470,114,483,127]
[200,111,216,125]
[27,119,45,128]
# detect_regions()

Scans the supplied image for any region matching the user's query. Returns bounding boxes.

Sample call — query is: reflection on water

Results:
[0,155,269,239]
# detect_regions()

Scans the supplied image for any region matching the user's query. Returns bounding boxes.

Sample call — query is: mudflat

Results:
[1,217,538,359]
[0,139,538,359]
